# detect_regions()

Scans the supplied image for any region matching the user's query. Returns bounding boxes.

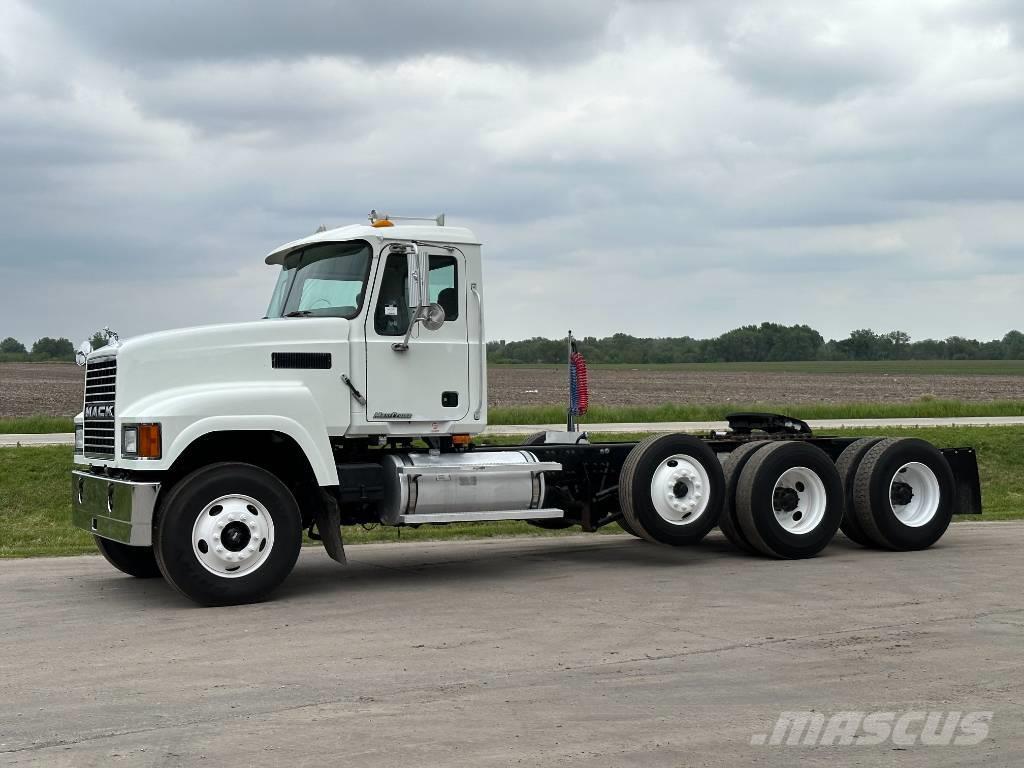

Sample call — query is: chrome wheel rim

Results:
[772,466,826,534]
[890,462,941,527]
[192,494,275,578]
[650,454,711,525]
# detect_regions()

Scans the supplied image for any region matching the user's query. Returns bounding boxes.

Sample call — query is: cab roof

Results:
[265,223,479,265]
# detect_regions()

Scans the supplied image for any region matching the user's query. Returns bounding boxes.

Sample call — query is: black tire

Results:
[719,441,772,554]
[94,536,162,578]
[835,438,884,547]
[616,515,643,538]
[154,463,304,606]
[852,438,955,551]
[522,432,576,530]
[736,442,844,559]
[619,433,725,546]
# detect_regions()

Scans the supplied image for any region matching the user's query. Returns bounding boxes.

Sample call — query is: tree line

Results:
[488,324,1024,364]
[5,324,1024,364]
[0,331,113,363]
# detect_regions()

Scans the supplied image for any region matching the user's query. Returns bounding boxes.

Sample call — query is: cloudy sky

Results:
[2,0,1023,346]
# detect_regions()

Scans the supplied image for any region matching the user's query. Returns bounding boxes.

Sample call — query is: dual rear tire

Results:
[716,436,955,556]
[619,434,726,546]
[618,435,844,558]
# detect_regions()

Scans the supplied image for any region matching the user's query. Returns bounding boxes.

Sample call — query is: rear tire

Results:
[719,441,772,554]
[852,438,955,551]
[736,442,843,559]
[619,433,725,546]
[154,463,303,606]
[835,438,884,547]
[94,536,162,578]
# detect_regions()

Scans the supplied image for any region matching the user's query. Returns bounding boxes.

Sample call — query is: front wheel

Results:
[94,536,162,578]
[154,463,303,606]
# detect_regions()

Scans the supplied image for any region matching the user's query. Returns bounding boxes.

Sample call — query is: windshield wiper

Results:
[284,310,314,317]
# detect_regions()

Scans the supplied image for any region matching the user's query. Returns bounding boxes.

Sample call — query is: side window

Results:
[374,254,410,336]
[429,255,459,321]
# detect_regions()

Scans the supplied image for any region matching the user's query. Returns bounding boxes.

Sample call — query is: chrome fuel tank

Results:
[379,451,554,524]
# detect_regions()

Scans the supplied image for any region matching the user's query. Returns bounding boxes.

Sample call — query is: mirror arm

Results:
[392,305,425,352]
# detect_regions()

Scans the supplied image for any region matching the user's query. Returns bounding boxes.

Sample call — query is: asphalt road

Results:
[1,524,1022,767]
[4,415,1024,447]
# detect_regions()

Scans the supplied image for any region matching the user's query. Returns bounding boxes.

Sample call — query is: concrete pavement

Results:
[1,524,1022,767]
[4,415,1024,447]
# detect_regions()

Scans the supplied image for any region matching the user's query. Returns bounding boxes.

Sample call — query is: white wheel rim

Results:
[192,494,275,578]
[772,466,827,535]
[890,462,941,527]
[649,454,711,525]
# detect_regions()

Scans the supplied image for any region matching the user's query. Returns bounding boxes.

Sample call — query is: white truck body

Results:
[69,215,981,606]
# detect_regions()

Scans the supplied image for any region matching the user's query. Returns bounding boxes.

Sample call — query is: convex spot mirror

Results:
[75,341,92,367]
[421,302,445,331]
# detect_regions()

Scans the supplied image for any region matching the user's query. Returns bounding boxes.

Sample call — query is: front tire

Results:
[154,463,303,606]
[94,536,162,578]
[619,433,725,546]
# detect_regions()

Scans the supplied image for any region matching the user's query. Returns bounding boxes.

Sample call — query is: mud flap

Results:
[315,491,347,564]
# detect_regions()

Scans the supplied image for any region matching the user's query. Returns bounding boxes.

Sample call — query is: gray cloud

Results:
[40,0,618,66]
[2,0,1024,347]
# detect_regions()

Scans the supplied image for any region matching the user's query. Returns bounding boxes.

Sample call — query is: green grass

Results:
[7,400,1024,435]
[0,416,74,434]
[2,425,1021,558]
[491,360,1024,375]
[488,400,1024,425]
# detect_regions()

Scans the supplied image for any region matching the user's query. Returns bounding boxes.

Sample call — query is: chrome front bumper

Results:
[71,471,160,546]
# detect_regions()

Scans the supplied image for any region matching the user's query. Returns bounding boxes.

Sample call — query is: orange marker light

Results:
[452,434,471,446]
[371,219,394,227]
[137,423,162,459]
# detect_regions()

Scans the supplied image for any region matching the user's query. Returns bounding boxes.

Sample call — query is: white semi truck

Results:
[71,213,983,605]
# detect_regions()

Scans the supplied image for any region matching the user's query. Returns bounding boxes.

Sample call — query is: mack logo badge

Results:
[374,411,413,420]
[84,404,115,419]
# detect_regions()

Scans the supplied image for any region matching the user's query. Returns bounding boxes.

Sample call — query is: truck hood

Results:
[99,317,352,419]
[93,318,349,363]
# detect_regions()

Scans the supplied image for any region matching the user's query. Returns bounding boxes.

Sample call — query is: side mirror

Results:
[404,243,430,308]
[75,340,92,367]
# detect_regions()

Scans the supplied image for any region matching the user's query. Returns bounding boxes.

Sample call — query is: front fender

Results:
[119,383,338,485]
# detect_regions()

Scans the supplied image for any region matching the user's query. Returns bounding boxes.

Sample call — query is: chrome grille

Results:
[83,357,117,457]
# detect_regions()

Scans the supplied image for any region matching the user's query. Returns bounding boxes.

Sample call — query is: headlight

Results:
[74,425,84,453]
[122,426,138,456]
[122,423,161,459]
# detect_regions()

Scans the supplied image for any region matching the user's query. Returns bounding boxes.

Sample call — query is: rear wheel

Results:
[154,463,303,606]
[852,438,955,550]
[619,433,725,546]
[94,536,162,578]
[835,438,884,547]
[736,442,843,558]
[719,441,772,554]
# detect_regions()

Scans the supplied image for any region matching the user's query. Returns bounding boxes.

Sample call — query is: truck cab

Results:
[71,215,561,604]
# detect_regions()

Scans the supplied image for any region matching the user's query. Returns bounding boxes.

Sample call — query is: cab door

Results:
[364,245,470,424]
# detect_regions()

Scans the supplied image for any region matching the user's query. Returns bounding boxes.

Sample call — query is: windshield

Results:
[266,241,372,319]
